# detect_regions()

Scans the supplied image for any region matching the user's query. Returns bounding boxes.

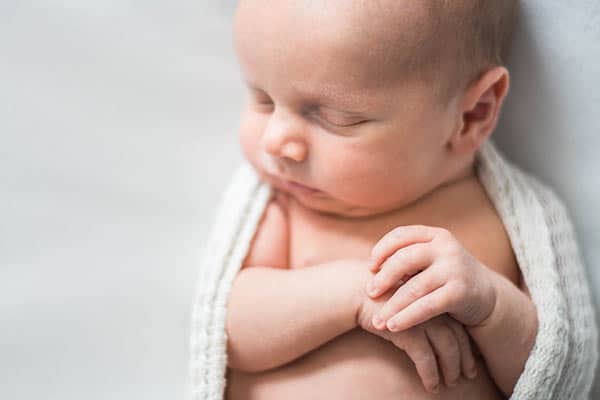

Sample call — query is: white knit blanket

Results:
[189,140,599,399]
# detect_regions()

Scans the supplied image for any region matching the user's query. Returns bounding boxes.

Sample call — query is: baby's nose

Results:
[262,110,308,162]
[277,141,307,162]
[264,139,308,162]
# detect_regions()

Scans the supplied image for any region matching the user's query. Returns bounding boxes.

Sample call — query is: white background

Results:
[1,1,598,398]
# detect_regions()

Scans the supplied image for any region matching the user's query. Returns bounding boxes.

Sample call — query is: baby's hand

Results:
[357,289,478,393]
[366,225,498,331]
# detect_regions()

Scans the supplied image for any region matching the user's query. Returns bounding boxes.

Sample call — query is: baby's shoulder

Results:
[449,178,523,291]
[241,189,290,269]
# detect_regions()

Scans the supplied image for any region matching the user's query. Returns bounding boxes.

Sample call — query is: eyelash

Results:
[250,98,367,128]
[315,114,368,128]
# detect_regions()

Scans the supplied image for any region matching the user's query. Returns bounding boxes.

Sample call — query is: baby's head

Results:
[233,0,517,218]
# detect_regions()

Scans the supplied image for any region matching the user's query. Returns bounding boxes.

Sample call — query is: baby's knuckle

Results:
[407,281,425,301]
[434,227,452,240]
[416,296,435,316]
[389,227,406,240]
[437,327,457,348]
[452,267,469,282]
[446,345,461,365]
[456,336,470,352]
[389,249,408,268]
[414,349,437,366]
[452,327,469,346]
[445,242,464,260]
[378,273,395,288]
[451,280,469,300]
[402,247,420,265]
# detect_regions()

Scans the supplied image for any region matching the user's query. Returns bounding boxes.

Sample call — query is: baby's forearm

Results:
[226,261,361,373]
[466,271,538,397]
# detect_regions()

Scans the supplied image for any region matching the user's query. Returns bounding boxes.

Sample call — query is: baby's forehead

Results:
[234,0,434,86]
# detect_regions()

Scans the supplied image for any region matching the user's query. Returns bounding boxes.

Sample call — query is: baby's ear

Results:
[448,66,510,154]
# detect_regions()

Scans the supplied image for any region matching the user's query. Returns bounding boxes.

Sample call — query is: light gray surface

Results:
[0,1,598,398]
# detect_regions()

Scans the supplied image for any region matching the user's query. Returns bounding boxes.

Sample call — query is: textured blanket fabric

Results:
[189,140,598,399]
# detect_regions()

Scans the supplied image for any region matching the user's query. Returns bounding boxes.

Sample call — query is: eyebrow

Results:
[244,80,380,115]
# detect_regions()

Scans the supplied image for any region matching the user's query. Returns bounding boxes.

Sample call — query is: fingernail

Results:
[372,316,384,328]
[467,367,477,379]
[368,258,379,271]
[367,281,378,296]
[387,320,398,331]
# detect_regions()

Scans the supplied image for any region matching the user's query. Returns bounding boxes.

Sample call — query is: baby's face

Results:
[234,1,462,218]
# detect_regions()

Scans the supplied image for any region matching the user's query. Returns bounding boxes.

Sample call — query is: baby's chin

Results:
[272,184,396,219]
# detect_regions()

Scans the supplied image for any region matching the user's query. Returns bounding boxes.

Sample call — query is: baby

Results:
[224,1,538,399]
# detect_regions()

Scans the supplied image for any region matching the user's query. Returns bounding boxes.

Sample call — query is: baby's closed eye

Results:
[312,107,370,128]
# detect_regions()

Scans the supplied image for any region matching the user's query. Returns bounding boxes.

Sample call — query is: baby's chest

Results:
[285,198,521,288]
[287,218,377,269]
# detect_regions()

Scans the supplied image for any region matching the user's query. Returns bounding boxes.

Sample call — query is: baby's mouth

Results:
[259,166,321,196]
[285,180,321,195]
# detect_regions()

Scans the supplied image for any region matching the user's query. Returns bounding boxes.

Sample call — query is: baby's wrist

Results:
[467,271,533,333]
[302,258,371,330]
[468,268,502,328]
[346,259,376,328]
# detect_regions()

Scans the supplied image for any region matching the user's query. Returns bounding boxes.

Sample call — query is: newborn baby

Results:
[224,1,537,399]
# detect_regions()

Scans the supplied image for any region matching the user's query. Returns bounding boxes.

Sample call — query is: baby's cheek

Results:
[239,110,266,161]
[324,153,394,204]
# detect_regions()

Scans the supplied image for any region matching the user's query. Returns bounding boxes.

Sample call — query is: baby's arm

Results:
[465,272,538,397]
[226,193,367,373]
[241,191,289,269]
[226,262,364,372]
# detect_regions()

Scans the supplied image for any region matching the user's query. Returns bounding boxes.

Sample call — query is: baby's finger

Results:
[447,319,478,380]
[394,332,441,394]
[369,225,437,272]
[426,324,461,388]
[384,285,450,332]
[367,242,435,298]
[373,268,442,329]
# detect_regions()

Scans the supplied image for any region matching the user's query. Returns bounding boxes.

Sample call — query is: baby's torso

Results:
[287,177,520,284]
[226,175,520,400]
